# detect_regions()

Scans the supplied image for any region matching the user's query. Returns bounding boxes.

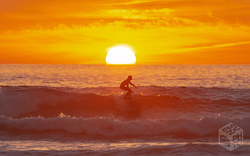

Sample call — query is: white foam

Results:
[0,114,249,138]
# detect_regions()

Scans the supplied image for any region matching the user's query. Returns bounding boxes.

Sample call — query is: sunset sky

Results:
[0,0,250,64]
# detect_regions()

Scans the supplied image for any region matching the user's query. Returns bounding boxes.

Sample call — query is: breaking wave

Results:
[0,86,249,140]
[0,86,249,118]
[0,114,249,139]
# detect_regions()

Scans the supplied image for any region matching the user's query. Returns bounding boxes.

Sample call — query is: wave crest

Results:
[0,114,249,139]
[0,86,249,118]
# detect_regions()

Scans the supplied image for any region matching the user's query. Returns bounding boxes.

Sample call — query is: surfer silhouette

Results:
[120,75,137,99]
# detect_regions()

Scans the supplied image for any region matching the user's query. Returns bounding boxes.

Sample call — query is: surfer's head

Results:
[128,75,132,80]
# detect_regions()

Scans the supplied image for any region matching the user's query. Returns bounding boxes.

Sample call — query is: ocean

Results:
[0,65,249,155]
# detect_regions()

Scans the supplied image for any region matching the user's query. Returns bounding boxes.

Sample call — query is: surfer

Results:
[120,75,137,99]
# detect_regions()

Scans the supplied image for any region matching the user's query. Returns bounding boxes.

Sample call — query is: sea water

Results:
[0,65,250,155]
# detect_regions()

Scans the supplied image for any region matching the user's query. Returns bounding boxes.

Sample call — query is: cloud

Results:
[1,0,250,32]
[156,43,250,64]
[0,0,250,64]
[179,41,250,52]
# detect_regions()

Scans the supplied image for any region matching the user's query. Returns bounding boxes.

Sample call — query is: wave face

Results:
[0,86,249,140]
[0,86,249,118]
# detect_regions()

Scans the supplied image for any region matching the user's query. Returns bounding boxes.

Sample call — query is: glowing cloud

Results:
[0,0,250,64]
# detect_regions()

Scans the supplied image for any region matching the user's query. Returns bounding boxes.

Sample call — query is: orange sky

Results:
[0,0,250,64]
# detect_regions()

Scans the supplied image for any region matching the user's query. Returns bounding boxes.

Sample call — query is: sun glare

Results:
[106,46,136,64]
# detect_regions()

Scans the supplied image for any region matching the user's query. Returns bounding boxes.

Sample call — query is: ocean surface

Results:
[0,64,250,155]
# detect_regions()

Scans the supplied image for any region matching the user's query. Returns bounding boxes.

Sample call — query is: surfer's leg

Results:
[124,92,128,99]
[127,88,132,99]
[123,87,131,99]
[122,87,128,99]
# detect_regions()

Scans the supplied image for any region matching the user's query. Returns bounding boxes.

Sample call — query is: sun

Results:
[106,45,136,64]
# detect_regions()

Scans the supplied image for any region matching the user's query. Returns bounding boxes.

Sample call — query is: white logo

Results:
[218,123,243,151]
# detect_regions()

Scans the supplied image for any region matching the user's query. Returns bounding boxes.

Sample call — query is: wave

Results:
[0,86,249,118]
[0,114,249,139]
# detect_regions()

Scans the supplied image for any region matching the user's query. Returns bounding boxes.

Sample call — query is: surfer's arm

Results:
[129,82,137,89]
